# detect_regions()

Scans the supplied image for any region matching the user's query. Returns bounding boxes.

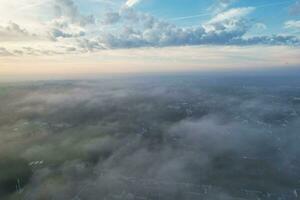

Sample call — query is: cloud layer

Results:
[1,75,300,199]
[0,0,299,56]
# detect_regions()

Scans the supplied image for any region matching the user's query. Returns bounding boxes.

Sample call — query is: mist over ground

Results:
[1,74,300,200]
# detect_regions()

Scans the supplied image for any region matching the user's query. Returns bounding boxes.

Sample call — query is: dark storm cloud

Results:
[1,75,300,199]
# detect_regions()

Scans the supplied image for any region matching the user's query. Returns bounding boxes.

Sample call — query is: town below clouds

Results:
[1,74,300,199]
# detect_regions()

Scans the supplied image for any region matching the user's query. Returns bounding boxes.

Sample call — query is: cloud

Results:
[0,22,37,41]
[232,34,300,46]
[289,1,300,15]
[0,47,13,56]
[93,6,299,48]
[125,0,141,7]
[0,0,299,56]
[209,0,238,14]
[76,38,104,51]
[49,28,85,40]
[284,20,300,29]
[47,19,86,40]
[54,0,95,26]
[93,7,278,48]
[254,23,267,30]
[72,5,299,50]
[1,77,300,199]
[45,0,95,40]
[203,7,254,42]
[102,12,121,25]
[206,7,255,25]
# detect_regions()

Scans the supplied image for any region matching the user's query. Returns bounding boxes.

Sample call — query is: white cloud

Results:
[207,7,255,25]
[54,0,95,26]
[102,12,121,24]
[0,22,37,41]
[285,20,300,29]
[0,0,299,57]
[126,0,141,7]
[254,23,267,30]
[209,0,238,14]
[203,7,254,36]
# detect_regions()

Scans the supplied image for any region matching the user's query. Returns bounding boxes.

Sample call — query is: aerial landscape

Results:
[1,0,300,200]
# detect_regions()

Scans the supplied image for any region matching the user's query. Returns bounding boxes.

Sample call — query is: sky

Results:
[0,0,300,79]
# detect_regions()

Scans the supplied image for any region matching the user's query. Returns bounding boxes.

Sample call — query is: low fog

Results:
[0,75,300,200]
